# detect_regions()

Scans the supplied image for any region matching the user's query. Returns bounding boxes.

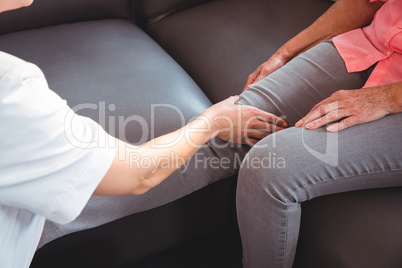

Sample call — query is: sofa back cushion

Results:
[0,0,132,35]
[135,0,213,26]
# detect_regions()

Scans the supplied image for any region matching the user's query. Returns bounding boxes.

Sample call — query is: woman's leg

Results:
[236,115,402,268]
[40,40,352,248]
[39,136,250,247]
[238,40,373,126]
[236,40,402,267]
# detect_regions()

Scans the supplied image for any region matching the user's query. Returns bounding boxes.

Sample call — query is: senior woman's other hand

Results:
[296,82,402,132]
[202,96,287,145]
[243,55,288,92]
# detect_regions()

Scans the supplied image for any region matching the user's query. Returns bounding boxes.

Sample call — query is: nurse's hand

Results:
[295,83,402,132]
[96,95,288,196]
[203,95,287,145]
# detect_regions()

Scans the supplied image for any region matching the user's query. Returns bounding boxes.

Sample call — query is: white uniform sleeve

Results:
[0,53,116,224]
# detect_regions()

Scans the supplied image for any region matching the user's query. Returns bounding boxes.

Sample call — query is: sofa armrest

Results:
[0,0,132,35]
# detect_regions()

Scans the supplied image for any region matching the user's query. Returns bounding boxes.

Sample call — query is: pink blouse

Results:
[333,0,402,88]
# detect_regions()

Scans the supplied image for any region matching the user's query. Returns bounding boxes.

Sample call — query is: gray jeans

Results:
[39,41,401,268]
[236,40,402,267]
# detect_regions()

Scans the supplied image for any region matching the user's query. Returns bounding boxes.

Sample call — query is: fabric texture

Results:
[236,41,402,267]
[0,20,212,144]
[5,19,226,247]
[0,19,222,253]
[0,52,116,268]
[145,0,332,103]
[333,0,402,87]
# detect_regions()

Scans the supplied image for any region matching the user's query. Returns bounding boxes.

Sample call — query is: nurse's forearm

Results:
[116,118,214,195]
[94,96,286,196]
[275,0,384,62]
[94,113,216,196]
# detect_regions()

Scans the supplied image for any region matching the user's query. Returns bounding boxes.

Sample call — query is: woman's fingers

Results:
[243,56,287,92]
[296,100,339,127]
[244,65,263,91]
[243,68,261,91]
[304,108,349,129]
[296,87,394,132]
[243,67,274,91]
[326,116,361,132]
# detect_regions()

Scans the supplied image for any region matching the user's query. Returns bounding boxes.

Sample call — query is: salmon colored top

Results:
[333,0,402,88]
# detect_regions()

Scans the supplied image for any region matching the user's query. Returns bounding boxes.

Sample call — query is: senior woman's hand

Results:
[242,0,384,93]
[295,82,402,132]
[243,55,288,91]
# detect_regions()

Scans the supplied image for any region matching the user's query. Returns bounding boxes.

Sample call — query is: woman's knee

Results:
[238,126,330,203]
[238,134,295,203]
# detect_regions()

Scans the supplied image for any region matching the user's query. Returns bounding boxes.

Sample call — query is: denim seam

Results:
[276,168,402,268]
[286,168,402,203]
[281,205,289,268]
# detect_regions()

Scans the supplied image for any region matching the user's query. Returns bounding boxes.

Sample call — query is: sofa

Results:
[1,0,401,267]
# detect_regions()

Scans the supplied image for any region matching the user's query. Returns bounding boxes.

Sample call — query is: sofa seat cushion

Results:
[0,18,217,249]
[0,19,211,143]
[144,0,332,103]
